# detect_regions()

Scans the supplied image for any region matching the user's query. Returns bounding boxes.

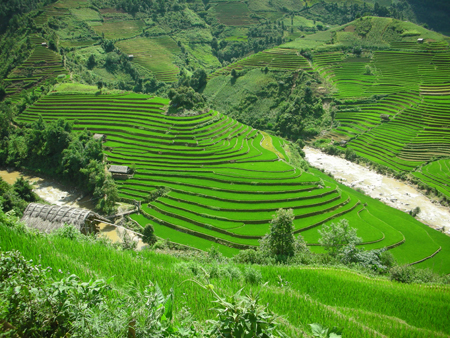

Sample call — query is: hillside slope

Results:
[16,89,450,273]
[2,225,450,338]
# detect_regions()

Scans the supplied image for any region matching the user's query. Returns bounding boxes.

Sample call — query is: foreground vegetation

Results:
[1,210,450,337]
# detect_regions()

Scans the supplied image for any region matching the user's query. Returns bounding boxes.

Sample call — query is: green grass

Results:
[92,20,146,39]
[212,2,258,26]
[1,225,450,338]
[70,8,102,21]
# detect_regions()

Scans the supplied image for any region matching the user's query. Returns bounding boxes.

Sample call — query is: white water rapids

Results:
[304,146,450,236]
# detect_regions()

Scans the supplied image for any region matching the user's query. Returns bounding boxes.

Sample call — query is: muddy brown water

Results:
[0,170,145,248]
[304,147,450,235]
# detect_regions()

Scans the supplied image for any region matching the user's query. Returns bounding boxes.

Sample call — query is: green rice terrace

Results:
[3,36,66,102]
[300,18,450,201]
[209,48,313,79]
[17,93,450,273]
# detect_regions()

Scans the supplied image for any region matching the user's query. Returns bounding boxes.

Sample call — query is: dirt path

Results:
[304,147,450,236]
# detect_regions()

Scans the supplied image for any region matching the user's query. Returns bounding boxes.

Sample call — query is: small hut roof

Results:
[21,203,98,233]
[109,165,129,174]
[93,133,104,140]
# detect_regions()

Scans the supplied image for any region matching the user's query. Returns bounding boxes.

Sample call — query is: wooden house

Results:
[108,165,130,179]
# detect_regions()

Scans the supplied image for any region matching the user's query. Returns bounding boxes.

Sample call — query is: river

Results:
[304,147,450,236]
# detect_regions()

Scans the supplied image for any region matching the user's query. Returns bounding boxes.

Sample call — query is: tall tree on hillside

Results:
[266,208,296,257]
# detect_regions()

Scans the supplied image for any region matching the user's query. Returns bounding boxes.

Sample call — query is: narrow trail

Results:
[304,147,450,236]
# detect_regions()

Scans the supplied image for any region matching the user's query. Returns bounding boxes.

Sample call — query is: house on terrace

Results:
[93,133,106,142]
[21,203,105,234]
[108,165,130,179]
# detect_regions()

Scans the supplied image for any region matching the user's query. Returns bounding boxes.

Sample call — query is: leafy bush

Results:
[51,223,83,240]
[319,219,362,257]
[142,223,157,245]
[309,323,342,338]
[233,249,276,265]
[243,266,262,285]
[389,265,446,284]
[339,245,392,273]
[145,186,170,203]
[207,288,283,338]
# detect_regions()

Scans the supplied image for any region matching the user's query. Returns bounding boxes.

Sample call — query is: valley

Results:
[1,0,450,337]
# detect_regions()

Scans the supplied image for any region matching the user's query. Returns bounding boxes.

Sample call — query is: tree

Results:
[266,208,296,257]
[96,175,119,215]
[87,54,96,70]
[189,68,207,91]
[142,223,157,245]
[318,219,362,257]
[13,177,36,202]
[0,83,6,100]
[168,86,205,110]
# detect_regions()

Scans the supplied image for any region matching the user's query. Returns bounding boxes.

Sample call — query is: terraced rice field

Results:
[17,93,450,271]
[116,36,180,82]
[4,42,66,101]
[212,2,257,26]
[414,159,450,199]
[210,48,312,78]
[92,20,146,39]
[313,45,450,206]
[314,50,450,99]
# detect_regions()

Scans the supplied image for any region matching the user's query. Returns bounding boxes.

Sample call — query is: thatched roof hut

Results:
[93,133,106,141]
[109,165,129,174]
[21,203,103,234]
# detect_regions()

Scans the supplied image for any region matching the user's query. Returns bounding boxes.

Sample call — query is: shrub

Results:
[344,148,357,161]
[339,245,390,273]
[319,219,362,257]
[233,249,276,265]
[119,228,138,251]
[243,266,262,285]
[13,177,37,202]
[409,206,420,217]
[145,186,170,203]
[207,289,282,338]
[51,223,82,240]
[142,223,157,245]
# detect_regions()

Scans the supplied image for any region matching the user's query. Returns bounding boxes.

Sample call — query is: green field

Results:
[16,92,450,272]
[211,2,258,26]
[4,39,66,102]
[115,36,181,82]
[92,20,146,39]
